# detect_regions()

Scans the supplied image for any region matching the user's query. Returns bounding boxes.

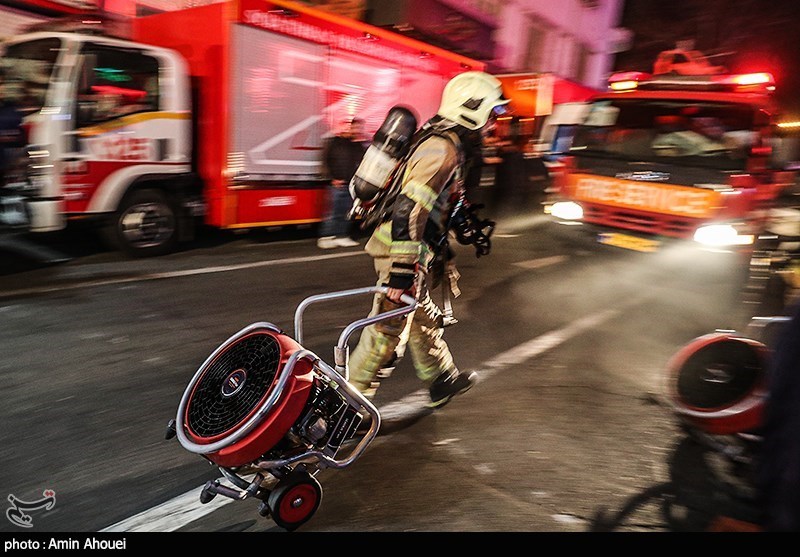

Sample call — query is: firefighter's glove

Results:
[376,295,409,336]
[388,262,417,292]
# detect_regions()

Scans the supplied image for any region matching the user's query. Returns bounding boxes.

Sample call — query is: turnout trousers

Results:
[348,255,457,398]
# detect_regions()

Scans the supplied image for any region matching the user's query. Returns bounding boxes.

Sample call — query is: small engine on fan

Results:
[290,381,363,450]
[165,287,416,531]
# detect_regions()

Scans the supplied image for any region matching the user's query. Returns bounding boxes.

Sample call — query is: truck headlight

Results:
[548,201,584,221]
[693,224,755,247]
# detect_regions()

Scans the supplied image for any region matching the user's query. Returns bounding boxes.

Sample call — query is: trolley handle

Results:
[293,286,417,345]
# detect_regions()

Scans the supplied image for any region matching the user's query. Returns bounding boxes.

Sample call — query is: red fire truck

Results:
[0,0,483,256]
[544,68,796,254]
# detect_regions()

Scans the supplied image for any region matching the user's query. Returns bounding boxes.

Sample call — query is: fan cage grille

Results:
[676,338,763,410]
[186,332,282,439]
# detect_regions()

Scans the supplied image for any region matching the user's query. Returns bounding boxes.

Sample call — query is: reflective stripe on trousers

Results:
[348,256,457,397]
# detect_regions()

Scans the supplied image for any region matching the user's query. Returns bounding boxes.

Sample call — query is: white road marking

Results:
[552,513,586,525]
[481,308,619,372]
[432,438,461,446]
[0,251,365,299]
[101,479,239,533]
[101,304,627,532]
[513,255,569,270]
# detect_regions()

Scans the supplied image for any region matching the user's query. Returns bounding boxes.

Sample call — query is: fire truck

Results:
[544,68,797,255]
[0,0,483,257]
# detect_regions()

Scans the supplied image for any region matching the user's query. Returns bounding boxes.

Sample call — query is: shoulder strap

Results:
[360,124,465,231]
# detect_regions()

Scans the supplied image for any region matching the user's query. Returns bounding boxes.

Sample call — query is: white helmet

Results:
[437,71,510,130]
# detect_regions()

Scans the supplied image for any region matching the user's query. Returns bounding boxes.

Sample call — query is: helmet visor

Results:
[492,103,508,117]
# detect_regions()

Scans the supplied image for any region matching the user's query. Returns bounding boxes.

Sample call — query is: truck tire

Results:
[106,188,178,258]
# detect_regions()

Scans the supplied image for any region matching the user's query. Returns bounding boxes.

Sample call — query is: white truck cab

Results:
[1,24,196,256]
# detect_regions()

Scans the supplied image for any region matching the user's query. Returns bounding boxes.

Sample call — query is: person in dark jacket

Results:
[756,300,800,531]
[0,74,25,182]
[491,117,529,221]
[318,118,366,249]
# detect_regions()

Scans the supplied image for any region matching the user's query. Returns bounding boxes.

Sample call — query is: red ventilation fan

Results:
[667,332,769,435]
[167,286,416,531]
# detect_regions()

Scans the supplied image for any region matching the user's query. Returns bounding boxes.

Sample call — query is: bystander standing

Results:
[0,71,25,182]
[318,118,366,249]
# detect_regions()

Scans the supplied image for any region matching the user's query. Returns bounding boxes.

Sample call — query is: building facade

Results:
[497,0,628,89]
[366,0,628,90]
[1,0,629,89]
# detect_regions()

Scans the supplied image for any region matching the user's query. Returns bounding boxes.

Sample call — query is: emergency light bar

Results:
[608,71,775,93]
[608,71,652,91]
[728,72,774,86]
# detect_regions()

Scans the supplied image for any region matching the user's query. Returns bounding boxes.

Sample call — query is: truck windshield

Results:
[570,98,757,170]
[0,38,61,115]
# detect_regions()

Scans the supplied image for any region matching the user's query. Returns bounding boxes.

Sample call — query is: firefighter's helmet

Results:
[437,71,510,130]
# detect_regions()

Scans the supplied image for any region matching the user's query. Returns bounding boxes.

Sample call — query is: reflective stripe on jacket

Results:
[364,130,462,290]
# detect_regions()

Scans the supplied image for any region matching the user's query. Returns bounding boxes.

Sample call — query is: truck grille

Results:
[583,204,696,239]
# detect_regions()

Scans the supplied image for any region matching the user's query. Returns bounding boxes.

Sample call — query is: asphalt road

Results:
[0,206,763,535]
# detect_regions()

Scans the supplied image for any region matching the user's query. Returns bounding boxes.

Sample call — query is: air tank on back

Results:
[349,105,418,206]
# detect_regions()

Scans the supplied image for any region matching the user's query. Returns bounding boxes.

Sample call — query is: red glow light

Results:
[731,72,774,86]
[91,85,147,100]
[608,71,651,84]
[608,71,652,91]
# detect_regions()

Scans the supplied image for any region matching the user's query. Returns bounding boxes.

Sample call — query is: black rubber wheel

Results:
[267,469,322,531]
[199,481,218,504]
[105,188,178,258]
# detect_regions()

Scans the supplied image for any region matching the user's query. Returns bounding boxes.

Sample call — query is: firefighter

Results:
[348,71,509,409]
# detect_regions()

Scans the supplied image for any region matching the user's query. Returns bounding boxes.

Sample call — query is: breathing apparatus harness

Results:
[421,119,496,325]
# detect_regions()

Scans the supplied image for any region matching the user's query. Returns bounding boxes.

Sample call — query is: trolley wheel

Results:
[199,481,218,504]
[267,469,322,531]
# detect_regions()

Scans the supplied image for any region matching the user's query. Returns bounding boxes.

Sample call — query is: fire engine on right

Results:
[544,54,800,316]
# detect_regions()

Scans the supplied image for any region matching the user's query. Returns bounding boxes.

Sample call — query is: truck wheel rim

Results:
[120,202,175,248]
